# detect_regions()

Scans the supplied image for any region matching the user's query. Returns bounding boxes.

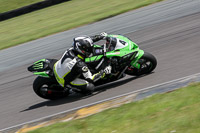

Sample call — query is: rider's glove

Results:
[104,65,112,74]
[100,32,108,39]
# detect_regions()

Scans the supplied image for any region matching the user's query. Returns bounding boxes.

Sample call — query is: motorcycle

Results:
[28,35,157,100]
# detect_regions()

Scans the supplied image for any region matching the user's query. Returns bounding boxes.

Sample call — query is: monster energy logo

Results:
[33,62,44,70]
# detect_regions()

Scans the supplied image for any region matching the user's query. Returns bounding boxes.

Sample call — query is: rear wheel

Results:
[33,76,69,100]
[125,52,157,76]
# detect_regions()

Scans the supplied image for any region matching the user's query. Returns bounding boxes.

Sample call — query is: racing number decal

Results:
[119,40,126,45]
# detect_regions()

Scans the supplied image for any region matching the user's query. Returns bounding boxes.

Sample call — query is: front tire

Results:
[33,76,69,100]
[125,52,157,76]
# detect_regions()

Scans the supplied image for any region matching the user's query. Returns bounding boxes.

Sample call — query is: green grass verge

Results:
[0,0,43,13]
[0,0,163,50]
[29,82,200,133]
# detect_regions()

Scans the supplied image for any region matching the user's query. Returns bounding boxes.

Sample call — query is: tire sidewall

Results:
[33,76,64,100]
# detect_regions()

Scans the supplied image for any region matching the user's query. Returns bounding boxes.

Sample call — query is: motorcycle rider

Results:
[53,32,111,94]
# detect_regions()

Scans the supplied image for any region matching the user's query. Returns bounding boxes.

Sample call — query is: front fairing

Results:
[85,35,144,69]
[108,34,139,50]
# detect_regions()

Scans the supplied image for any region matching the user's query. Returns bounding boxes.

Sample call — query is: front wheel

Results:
[125,52,157,76]
[33,76,69,100]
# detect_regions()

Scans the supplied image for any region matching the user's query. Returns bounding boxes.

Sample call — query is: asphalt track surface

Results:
[1,0,200,131]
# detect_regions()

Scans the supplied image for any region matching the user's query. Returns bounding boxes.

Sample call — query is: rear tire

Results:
[125,52,157,76]
[33,76,69,100]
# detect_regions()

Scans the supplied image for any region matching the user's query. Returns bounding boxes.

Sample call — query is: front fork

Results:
[130,49,144,69]
[110,49,144,79]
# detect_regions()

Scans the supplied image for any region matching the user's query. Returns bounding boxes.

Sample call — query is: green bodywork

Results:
[85,35,144,69]
[32,59,50,78]
[85,55,103,62]
[34,71,50,78]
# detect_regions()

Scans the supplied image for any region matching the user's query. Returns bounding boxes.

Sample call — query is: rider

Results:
[53,32,111,94]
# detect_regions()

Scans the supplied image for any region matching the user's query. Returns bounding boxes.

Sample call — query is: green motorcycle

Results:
[28,35,157,100]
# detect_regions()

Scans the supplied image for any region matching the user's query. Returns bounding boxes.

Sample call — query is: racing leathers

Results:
[53,35,111,93]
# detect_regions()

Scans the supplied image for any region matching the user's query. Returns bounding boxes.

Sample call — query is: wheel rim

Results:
[139,59,153,73]
[39,84,50,97]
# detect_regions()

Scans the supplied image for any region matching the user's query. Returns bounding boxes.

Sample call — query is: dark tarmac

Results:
[0,0,200,131]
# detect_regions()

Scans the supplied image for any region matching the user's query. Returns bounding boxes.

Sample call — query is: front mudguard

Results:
[130,49,144,69]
